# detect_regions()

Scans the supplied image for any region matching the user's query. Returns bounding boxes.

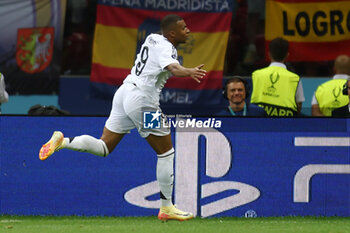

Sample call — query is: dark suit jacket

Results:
[332,105,350,117]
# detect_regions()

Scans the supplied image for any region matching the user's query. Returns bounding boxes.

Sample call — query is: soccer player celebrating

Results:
[39,14,206,221]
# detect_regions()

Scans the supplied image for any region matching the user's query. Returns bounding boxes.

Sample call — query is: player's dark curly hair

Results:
[269,37,289,62]
[161,14,183,33]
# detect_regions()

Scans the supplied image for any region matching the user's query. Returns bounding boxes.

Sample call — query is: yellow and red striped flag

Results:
[91,1,233,101]
[266,0,350,61]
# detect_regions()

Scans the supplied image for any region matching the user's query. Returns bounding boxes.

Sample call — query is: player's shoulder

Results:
[146,33,173,49]
[145,34,164,45]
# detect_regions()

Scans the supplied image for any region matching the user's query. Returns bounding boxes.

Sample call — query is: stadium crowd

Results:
[1,0,349,117]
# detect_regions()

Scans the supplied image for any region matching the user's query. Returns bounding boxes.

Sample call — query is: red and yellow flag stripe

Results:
[265,0,350,61]
[91,3,232,89]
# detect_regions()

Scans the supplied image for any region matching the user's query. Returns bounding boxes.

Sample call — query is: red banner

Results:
[265,0,350,61]
[91,1,233,90]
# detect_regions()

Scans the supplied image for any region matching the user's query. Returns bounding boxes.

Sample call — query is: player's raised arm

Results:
[166,63,206,83]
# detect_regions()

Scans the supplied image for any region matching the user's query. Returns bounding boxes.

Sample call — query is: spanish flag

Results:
[266,0,350,61]
[91,1,233,107]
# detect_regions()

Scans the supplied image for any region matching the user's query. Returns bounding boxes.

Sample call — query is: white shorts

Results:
[105,83,170,138]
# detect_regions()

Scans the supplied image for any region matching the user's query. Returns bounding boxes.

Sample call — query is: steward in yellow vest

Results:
[251,65,300,116]
[314,78,349,116]
[332,79,350,117]
[250,38,304,117]
[311,55,350,117]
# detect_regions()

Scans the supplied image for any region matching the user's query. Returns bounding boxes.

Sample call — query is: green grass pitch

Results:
[0,216,349,233]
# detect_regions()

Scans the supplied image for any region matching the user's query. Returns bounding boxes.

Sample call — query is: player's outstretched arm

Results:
[166,63,206,83]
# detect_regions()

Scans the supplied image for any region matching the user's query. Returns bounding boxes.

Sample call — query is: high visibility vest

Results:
[251,66,299,117]
[315,79,349,116]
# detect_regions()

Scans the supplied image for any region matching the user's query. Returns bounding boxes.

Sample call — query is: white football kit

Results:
[105,34,179,138]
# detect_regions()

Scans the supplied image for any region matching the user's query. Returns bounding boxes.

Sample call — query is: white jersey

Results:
[123,34,179,100]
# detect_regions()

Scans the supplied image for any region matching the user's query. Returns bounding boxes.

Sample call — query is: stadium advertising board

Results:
[265,0,350,61]
[0,116,349,217]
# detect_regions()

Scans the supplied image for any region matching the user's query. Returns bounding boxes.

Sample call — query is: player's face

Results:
[174,20,190,44]
[227,82,246,104]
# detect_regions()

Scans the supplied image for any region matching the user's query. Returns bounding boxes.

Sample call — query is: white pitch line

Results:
[0,220,22,223]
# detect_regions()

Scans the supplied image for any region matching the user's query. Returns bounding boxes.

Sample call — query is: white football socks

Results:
[62,135,109,157]
[156,147,175,207]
